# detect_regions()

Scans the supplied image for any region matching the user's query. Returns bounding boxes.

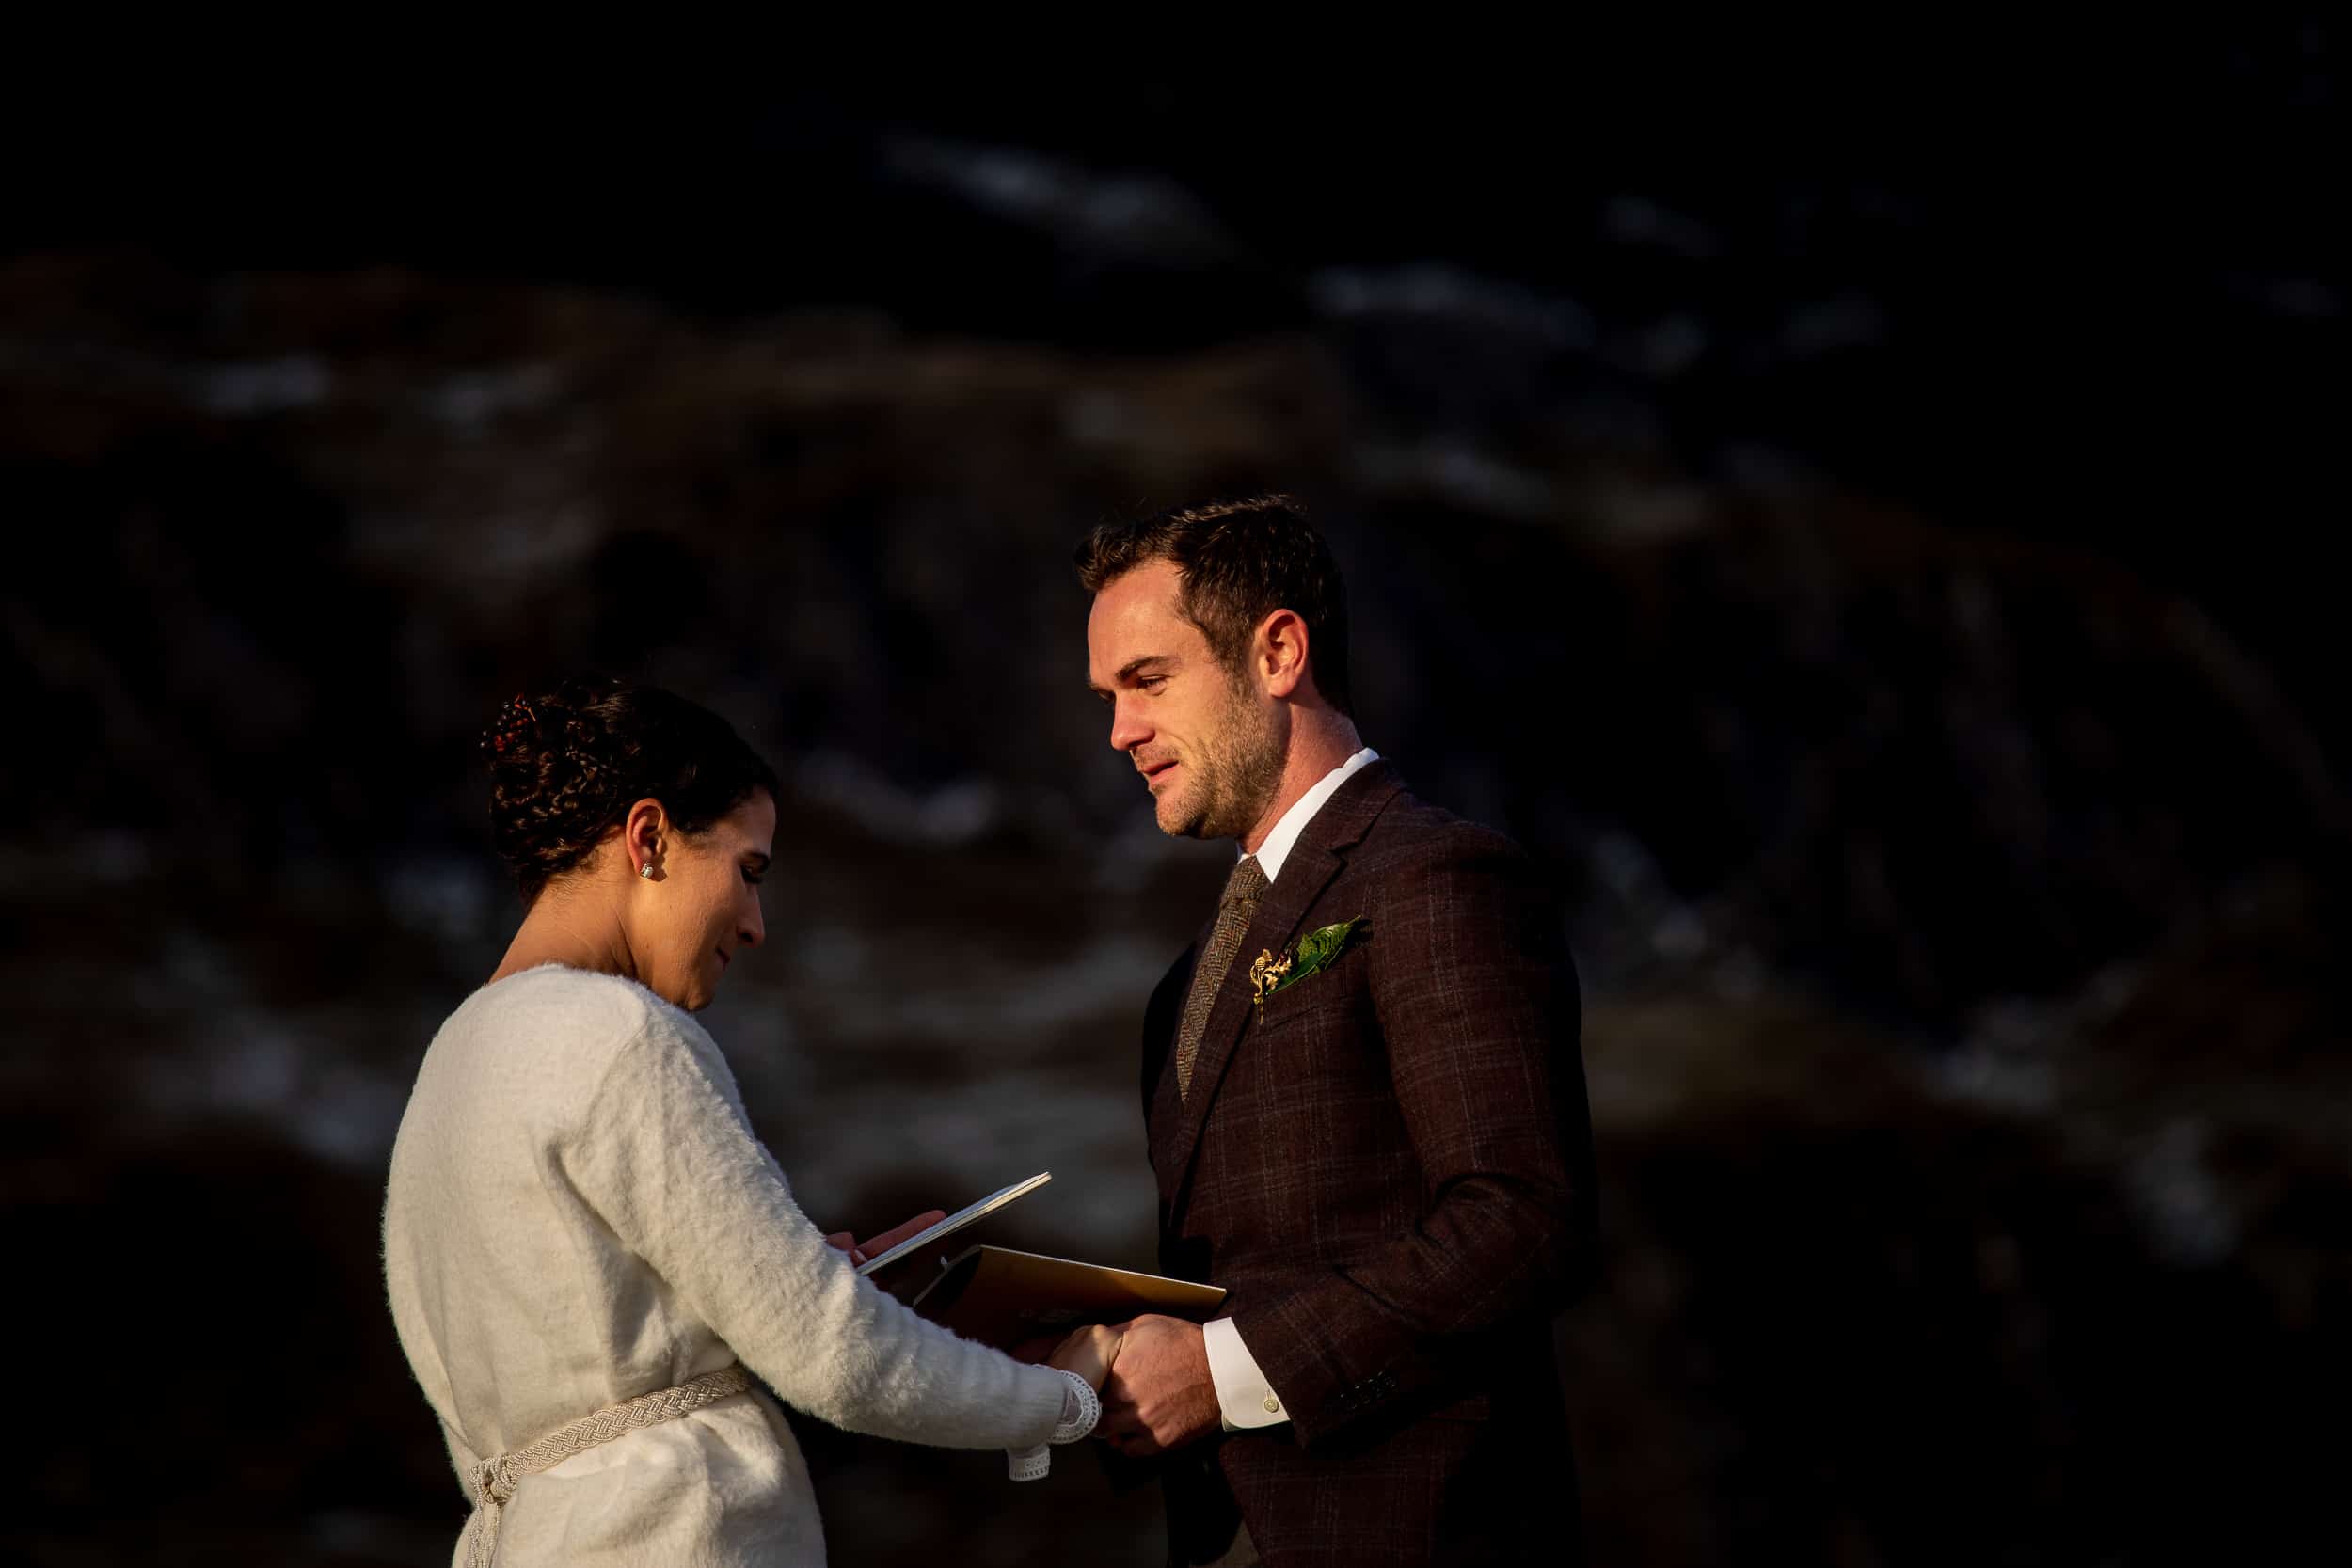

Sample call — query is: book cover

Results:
[854,1172,1053,1277]
[905,1245,1228,1350]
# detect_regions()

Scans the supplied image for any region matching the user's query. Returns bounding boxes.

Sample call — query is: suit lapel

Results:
[1156,762,1405,1210]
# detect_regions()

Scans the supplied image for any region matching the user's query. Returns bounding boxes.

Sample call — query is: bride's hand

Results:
[1046,1323,1123,1391]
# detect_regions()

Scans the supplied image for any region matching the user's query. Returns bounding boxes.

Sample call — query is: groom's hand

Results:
[1097,1314,1221,1456]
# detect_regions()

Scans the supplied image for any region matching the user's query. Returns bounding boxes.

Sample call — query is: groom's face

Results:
[1088,560,1284,841]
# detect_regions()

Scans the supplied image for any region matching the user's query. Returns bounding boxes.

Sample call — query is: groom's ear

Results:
[1257,609,1311,700]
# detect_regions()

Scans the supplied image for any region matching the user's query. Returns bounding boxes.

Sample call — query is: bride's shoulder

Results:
[451,964,707,1063]
[408,968,733,1150]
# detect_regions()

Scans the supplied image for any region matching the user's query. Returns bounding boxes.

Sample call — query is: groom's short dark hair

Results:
[1074,493,1356,717]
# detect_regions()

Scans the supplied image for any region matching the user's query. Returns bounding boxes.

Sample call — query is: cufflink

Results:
[1263,1394,1281,1415]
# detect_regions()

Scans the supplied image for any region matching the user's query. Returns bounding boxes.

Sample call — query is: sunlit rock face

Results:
[3,244,2341,1566]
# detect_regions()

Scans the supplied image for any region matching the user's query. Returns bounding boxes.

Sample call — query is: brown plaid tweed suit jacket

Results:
[1137,761,1596,1567]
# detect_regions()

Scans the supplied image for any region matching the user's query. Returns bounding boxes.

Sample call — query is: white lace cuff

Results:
[1007,1370,1101,1481]
[1050,1369,1100,1443]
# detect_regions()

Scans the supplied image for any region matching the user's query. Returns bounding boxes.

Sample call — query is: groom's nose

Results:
[1108,697,1152,754]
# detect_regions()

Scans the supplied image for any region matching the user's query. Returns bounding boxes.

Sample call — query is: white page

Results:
[854,1171,1053,1276]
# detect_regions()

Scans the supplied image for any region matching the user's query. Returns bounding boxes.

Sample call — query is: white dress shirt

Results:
[1201,747,1378,1431]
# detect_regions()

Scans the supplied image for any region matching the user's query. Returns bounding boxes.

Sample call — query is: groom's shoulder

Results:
[1345,786,1562,965]
[1348,775,1533,885]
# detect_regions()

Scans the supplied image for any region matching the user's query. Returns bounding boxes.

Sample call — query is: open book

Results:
[854,1172,1055,1277]
[905,1245,1227,1351]
[850,1170,1225,1350]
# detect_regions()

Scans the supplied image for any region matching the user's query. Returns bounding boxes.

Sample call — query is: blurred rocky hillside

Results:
[6,55,2347,1563]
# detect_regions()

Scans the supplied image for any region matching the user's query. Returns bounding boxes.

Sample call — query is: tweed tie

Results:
[1175,854,1268,1101]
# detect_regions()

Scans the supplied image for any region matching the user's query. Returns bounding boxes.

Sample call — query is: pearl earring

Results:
[639,863,655,879]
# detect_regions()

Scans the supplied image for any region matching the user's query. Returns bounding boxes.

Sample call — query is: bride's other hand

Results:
[854,1210,947,1264]
[821,1209,948,1269]
[1047,1323,1123,1390]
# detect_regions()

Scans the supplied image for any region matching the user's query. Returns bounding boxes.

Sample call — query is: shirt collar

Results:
[1248,748,1378,883]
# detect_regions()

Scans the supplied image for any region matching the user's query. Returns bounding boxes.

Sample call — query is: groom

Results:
[1078,496,1596,1567]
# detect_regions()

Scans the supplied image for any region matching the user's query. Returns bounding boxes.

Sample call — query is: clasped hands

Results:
[825,1215,1220,1456]
[1017,1313,1222,1457]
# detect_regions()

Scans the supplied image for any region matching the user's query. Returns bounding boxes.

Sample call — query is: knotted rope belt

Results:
[463,1362,753,1567]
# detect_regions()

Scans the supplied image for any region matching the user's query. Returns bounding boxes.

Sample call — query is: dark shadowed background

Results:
[7,38,2346,1566]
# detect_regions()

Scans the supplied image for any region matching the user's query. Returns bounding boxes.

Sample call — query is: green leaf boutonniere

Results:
[1250,916,1370,1005]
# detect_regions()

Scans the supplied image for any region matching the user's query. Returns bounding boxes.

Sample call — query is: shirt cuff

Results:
[1203,1316,1290,1430]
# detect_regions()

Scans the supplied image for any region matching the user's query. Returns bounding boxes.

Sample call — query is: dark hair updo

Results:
[480,676,780,903]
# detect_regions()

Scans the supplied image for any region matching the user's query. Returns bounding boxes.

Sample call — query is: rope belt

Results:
[463,1362,754,1568]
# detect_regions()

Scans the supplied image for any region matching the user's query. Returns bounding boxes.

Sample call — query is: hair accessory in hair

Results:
[484,694,540,755]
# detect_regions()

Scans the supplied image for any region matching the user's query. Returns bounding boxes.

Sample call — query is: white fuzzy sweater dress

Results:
[382,965,1068,1566]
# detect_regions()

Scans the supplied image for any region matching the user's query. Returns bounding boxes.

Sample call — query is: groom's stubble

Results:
[1160,667,1289,844]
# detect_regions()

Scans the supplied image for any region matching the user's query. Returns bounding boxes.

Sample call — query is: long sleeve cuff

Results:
[1203,1316,1289,1430]
[1008,1369,1100,1481]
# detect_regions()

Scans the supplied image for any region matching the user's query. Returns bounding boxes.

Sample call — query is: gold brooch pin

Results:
[1249,917,1369,1006]
[1248,947,1293,1004]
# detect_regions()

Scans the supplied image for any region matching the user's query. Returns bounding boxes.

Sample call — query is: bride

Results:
[382,678,1112,1566]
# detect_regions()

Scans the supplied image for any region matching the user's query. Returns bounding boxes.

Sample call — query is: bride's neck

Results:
[491,894,636,988]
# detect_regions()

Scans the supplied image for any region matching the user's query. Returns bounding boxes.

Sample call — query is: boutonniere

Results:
[1250,917,1369,1005]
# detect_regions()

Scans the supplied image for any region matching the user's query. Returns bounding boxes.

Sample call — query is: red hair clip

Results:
[488,695,538,753]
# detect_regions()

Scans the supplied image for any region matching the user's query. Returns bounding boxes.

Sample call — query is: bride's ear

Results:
[621,798,671,880]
